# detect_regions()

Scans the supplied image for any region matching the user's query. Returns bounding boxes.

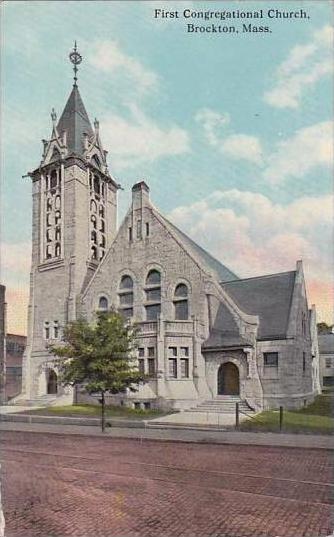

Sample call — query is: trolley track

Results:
[0,445,333,488]
[1,431,332,537]
[1,445,333,506]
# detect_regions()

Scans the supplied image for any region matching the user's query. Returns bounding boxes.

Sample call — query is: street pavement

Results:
[0,430,333,537]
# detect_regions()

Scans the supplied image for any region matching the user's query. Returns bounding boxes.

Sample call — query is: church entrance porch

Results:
[47,370,58,395]
[217,362,239,395]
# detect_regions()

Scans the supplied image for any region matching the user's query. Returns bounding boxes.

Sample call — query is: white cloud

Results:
[88,40,159,95]
[102,104,190,170]
[264,25,334,109]
[263,121,333,184]
[196,107,332,183]
[221,134,264,165]
[168,189,333,317]
[195,108,263,165]
[195,108,230,147]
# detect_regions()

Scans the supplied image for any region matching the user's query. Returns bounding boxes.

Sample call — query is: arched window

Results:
[46,213,52,227]
[119,275,134,318]
[146,270,161,286]
[46,229,52,243]
[91,245,97,260]
[92,154,101,169]
[91,215,97,229]
[93,175,100,195]
[98,296,108,311]
[47,369,58,394]
[55,242,61,257]
[173,283,189,320]
[44,321,50,340]
[53,320,59,339]
[90,200,97,213]
[55,211,61,224]
[120,275,133,289]
[91,230,97,244]
[145,270,161,321]
[51,147,61,163]
[50,169,58,190]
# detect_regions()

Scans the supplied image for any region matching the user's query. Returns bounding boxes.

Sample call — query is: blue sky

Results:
[1,0,333,333]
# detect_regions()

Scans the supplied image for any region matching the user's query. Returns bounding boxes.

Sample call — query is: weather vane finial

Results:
[69,41,82,87]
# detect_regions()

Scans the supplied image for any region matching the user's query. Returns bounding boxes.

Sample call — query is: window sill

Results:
[167,377,192,381]
[38,259,64,271]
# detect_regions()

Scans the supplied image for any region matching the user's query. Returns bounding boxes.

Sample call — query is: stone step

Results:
[189,406,251,412]
[213,396,242,400]
[186,409,254,414]
[10,394,71,408]
[190,404,245,409]
[186,398,255,415]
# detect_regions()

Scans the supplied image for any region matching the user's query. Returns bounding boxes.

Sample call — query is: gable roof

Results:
[159,215,238,282]
[57,85,94,155]
[318,334,334,354]
[202,299,252,351]
[222,271,296,340]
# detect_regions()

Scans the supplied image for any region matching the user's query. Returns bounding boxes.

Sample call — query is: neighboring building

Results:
[5,334,26,400]
[0,285,6,404]
[309,305,321,395]
[19,47,319,411]
[318,334,334,388]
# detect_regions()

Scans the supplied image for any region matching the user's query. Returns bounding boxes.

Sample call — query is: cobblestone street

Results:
[1,431,333,537]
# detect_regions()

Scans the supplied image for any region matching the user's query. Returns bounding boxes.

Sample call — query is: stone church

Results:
[20,49,321,412]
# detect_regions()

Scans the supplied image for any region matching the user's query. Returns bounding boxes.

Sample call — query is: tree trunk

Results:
[101,391,105,433]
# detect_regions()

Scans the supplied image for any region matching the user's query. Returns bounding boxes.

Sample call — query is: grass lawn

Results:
[240,393,334,434]
[22,404,173,420]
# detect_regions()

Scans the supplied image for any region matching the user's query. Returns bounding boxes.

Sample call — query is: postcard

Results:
[0,1,333,537]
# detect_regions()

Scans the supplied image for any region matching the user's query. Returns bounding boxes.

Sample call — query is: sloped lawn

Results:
[240,393,334,434]
[20,404,173,420]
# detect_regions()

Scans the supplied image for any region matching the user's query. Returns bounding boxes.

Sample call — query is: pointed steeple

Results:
[57,85,94,156]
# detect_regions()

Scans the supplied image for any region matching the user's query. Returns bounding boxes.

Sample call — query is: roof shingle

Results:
[222,271,296,340]
[57,85,94,156]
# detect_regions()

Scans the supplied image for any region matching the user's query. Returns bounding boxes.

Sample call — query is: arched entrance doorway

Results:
[47,370,58,395]
[217,362,239,395]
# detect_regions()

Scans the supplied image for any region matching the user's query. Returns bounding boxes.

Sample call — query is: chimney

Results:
[132,181,150,211]
[131,181,150,242]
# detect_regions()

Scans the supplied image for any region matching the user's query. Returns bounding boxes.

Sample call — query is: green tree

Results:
[49,310,145,432]
[317,322,333,335]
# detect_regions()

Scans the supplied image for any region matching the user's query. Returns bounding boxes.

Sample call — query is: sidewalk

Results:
[0,420,333,450]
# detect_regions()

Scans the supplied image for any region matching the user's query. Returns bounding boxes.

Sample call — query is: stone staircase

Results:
[185,396,255,415]
[146,396,256,430]
[8,393,73,408]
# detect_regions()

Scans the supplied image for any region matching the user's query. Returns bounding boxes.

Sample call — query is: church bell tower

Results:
[21,43,119,400]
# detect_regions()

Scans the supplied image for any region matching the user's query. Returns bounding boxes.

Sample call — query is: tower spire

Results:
[69,41,82,87]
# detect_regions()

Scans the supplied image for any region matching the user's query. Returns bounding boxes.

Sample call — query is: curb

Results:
[0,413,145,429]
